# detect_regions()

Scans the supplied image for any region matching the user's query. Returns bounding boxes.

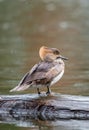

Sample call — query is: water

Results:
[0,0,89,129]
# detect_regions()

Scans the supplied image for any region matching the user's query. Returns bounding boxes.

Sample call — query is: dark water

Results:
[0,0,89,129]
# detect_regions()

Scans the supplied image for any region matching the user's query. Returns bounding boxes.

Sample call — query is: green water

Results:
[0,0,89,129]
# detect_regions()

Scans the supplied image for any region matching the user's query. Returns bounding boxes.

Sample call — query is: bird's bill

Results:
[57,55,68,60]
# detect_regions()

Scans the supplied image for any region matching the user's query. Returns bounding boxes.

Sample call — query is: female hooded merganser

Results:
[10,46,68,95]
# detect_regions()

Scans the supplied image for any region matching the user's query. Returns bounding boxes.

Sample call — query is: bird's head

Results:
[39,46,68,62]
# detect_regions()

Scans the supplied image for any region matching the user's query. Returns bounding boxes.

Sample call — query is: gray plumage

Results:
[10,60,64,92]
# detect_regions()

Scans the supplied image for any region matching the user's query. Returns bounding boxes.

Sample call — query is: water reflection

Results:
[0,0,89,129]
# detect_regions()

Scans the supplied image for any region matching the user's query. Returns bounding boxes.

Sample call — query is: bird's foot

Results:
[46,90,51,96]
[46,86,52,96]
[37,88,41,95]
[38,91,41,95]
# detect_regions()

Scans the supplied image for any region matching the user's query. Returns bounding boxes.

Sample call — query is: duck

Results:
[10,46,68,95]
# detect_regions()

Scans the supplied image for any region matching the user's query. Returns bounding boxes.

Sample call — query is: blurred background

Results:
[0,0,89,96]
[0,0,89,129]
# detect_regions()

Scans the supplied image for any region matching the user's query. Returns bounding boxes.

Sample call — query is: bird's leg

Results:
[37,88,41,95]
[46,85,51,95]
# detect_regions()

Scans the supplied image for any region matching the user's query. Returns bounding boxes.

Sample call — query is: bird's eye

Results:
[53,50,60,55]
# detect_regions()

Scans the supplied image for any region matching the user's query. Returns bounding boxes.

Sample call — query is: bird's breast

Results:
[50,69,64,86]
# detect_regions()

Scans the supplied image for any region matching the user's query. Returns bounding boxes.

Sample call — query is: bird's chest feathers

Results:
[50,70,64,85]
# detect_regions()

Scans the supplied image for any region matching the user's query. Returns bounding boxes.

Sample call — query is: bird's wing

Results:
[18,63,40,86]
[17,62,55,85]
[10,62,62,92]
[29,63,63,86]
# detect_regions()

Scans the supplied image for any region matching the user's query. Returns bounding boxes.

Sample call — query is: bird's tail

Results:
[10,84,30,92]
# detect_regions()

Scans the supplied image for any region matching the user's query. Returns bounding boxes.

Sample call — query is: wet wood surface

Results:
[0,93,89,121]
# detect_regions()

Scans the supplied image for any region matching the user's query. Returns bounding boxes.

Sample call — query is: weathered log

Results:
[0,93,89,122]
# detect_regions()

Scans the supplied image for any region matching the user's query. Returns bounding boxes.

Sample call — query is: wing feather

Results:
[10,63,40,92]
